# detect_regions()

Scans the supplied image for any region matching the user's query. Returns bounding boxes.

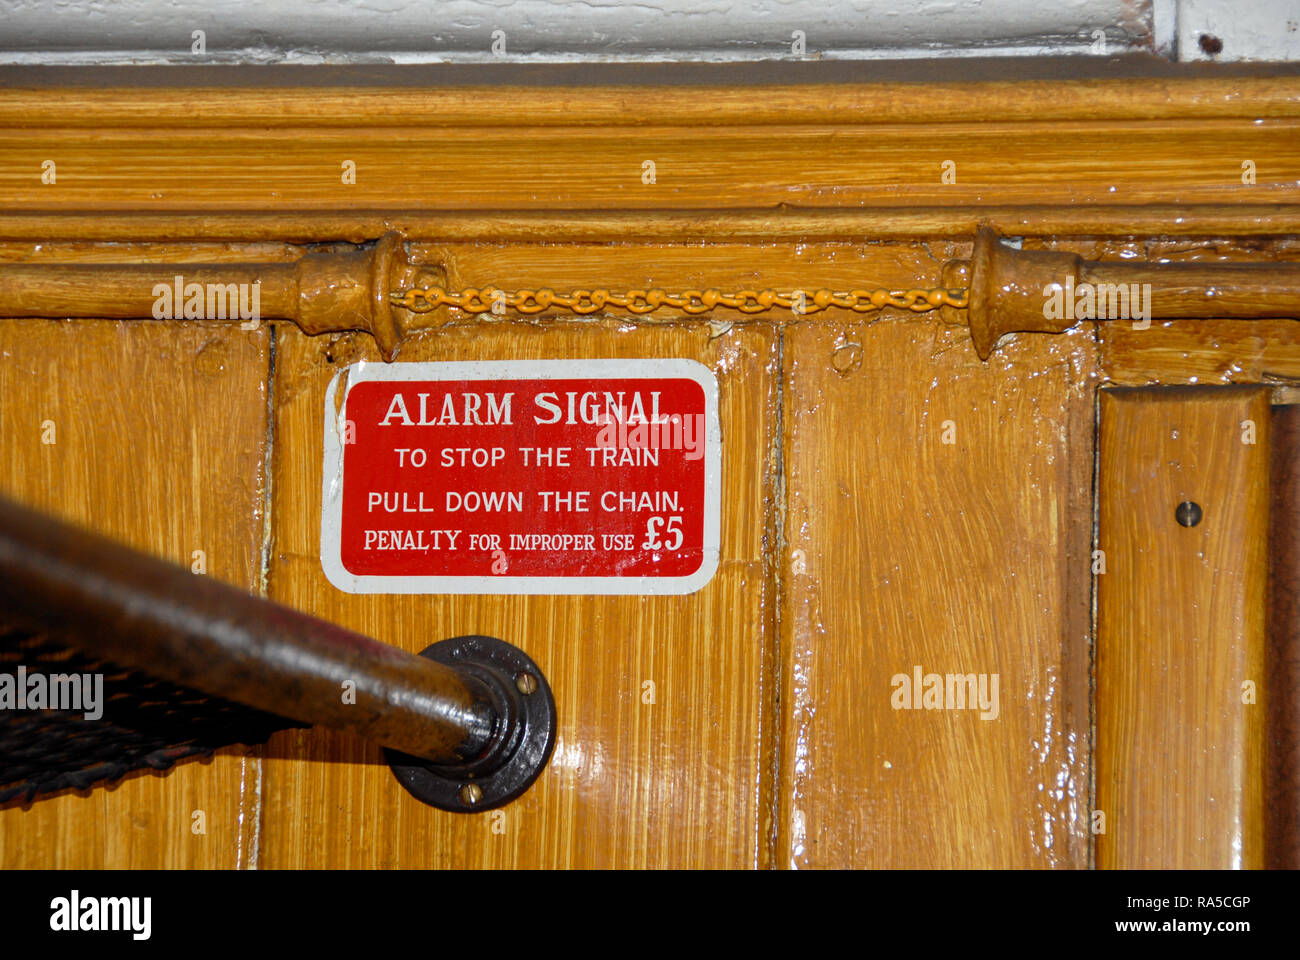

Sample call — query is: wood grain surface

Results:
[2,121,1294,213]
[4,75,1298,127]
[1,77,1297,216]
[0,72,1297,868]
[6,206,1300,244]
[1097,240,1300,387]
[777,318,1098,868]
[0,318,269,868]
[258,319,778,868]
[1096,386,1271,869]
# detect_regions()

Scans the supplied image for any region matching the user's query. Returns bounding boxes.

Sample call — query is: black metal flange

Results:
[384,635,556,813]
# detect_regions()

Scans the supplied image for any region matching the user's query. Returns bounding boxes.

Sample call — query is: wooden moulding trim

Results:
[1,77,1299,128]
[3,205,1300,244]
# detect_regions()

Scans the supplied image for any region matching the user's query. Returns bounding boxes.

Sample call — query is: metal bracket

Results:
[385,635,557,813]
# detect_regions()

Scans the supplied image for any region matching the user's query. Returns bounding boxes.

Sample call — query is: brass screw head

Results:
[459,783,484,806]
[1175,500,1204,527]
[515,672,538,695]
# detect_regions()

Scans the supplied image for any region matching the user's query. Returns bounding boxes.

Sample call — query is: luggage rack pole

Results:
[0,496,556,812]
[8,226,1299,361]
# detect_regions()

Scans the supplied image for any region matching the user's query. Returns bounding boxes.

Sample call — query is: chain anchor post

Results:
[949,225,1300,359]
[0,230,432,361]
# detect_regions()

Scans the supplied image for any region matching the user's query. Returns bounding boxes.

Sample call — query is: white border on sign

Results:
[320,358,722,596]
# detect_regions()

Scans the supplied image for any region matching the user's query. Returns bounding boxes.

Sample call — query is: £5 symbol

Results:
[491,549,509,574]
[642,515,683,552]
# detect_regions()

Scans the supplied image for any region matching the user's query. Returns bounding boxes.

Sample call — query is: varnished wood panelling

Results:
[1097,241,1300,386]
[259,319,778,868]
[1096,387,1271,869]
[412,239,960,327]
[6,206,1300,244]
[1102,318,1300,386]
[776,318,1097,868]
[3,120,1296,212]
[0,69,1296,870]
[0,319,269,868]
[4,76,1298,128]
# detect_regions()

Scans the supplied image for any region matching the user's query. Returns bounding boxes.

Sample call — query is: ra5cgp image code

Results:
[321,359,721,595]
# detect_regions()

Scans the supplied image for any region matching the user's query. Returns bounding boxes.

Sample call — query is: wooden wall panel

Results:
[259,318,778,869]
[1095,387,1271,869]
[0,318,270,868]
[776,318,1097,868]
[1102,317,1300,386]
[0,73,1296,870]
[1097,240,1300,387]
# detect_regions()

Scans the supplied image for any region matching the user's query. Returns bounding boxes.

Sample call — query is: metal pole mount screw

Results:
[385,635,557,813]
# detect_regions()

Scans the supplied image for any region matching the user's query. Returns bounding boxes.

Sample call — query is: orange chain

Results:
[390,285,969,316]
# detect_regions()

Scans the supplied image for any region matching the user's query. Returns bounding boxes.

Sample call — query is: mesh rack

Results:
[0,624,302,806]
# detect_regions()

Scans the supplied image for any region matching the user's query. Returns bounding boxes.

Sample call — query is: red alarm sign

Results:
[321,359,720,594]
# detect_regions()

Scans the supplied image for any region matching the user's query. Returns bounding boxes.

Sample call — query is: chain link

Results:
[390,285,969,317]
